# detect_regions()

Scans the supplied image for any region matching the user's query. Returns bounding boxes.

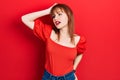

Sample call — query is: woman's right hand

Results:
[48,3,58,11]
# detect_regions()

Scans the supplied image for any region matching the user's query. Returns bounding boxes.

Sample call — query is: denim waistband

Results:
[43,70,75,80]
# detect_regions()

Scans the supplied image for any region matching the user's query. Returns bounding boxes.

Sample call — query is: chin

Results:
[55,26,63,29]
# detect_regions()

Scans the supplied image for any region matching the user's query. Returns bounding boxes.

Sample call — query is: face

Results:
[52,8,69,29]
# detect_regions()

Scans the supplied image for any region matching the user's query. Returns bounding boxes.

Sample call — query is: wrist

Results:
[73,69,76,73]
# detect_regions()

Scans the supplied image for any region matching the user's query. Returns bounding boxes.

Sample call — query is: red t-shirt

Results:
[33,19,86,76]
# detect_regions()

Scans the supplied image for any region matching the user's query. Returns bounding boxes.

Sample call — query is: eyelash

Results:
[58,13,62,16]
[52,15,55,18]
[52,13,62,18]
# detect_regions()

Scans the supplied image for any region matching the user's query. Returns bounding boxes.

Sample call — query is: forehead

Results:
[52,7,65,14]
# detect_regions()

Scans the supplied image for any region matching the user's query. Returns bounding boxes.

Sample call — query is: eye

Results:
[51,15,55,18]
[58,13,62,16]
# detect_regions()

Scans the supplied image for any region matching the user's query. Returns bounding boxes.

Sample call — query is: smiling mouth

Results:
[55,21,61,25]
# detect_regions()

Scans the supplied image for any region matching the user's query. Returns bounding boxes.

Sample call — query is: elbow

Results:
[21,15,34,23]
[21,15,34,30]
[21,15,29,24]
[21,15,29,26]
[21,15,26,23]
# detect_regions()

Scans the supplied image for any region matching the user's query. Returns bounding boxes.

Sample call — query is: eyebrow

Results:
[54,8,64,13]
[54,10,64,15]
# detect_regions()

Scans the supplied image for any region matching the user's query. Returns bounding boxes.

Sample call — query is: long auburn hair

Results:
[50,4,75,45]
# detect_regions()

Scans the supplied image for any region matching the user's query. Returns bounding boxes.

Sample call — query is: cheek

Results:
[52,19,55,24]
[62,17,68,24]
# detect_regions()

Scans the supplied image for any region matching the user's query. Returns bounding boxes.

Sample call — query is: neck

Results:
[59,25,70,38]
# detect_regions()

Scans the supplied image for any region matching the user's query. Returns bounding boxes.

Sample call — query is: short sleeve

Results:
[33,19,52,42]
[76,35,86,55]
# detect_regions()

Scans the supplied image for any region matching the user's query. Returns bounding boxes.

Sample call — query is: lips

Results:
[54,21,61,25]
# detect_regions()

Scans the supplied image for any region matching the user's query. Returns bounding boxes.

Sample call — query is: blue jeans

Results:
[42,70,75,80]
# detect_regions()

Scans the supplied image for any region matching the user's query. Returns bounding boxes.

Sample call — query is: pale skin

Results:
[21,3,83,80]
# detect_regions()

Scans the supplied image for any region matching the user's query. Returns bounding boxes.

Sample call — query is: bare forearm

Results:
[73,54,83,70]
[22,8,50,21]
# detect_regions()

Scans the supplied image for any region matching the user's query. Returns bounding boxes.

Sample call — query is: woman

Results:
[21,3,86,80]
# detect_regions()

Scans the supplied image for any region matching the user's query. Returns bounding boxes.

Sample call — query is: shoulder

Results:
[74,34,86,54]
[33,19,53,40]
[74,34,81,46]
[74,34,86,46]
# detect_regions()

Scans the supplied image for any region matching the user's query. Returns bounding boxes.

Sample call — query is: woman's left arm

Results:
[73,54,83,80]
[73,54,83,70]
